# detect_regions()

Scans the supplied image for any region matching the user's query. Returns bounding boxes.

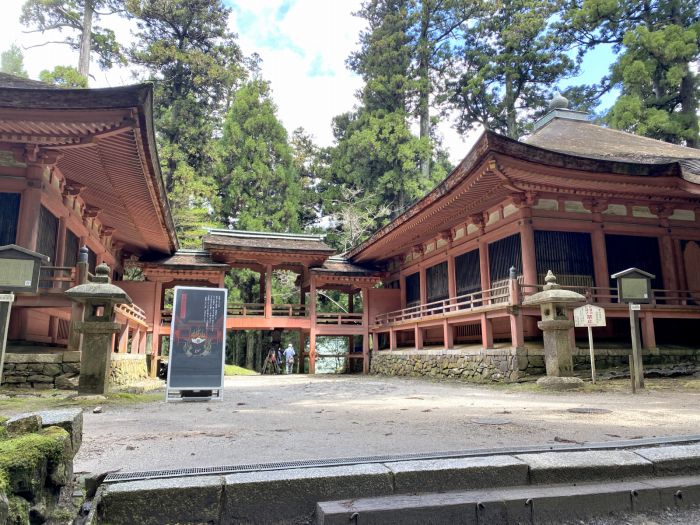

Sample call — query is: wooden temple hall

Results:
[1,74,699,379]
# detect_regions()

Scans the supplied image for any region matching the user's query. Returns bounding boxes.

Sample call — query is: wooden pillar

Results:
[130,327,141,354]
[659,235,678,292]
[479,240,490,292]
[414,325,423,349]
[520,219,537,286]
[16,163,44,251]
[399,275,407,309]
[348,292,354,313]
[419,266,427,307]
[118,324,129,353]
[361,287,370,374]
[443,320,454,350]
[509,311,524,349]
[299,331,306,373]
[264,264,273,317]
[217,271,226,288]
[447,255,456,306]
[372,332,379,352]
[591,227,609,290]
[138,329,148,354]
[309,276,317,373]
[389,328,397,350]
[309,328,317,374]
[641,313,657,350]
[150,280,163,377]
[481,314,493,349]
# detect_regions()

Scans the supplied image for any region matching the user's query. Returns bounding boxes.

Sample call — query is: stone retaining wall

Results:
[370,348,541,382]
[109,353,148,386]
[371,346,700,382]
[2,351,81,389]
[2,352,149,389]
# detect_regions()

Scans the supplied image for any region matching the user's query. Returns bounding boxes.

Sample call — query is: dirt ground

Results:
[70,374,700,476]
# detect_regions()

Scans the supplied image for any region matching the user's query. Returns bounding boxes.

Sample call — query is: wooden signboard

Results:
[166,286,227,402]
[0,245,49,294]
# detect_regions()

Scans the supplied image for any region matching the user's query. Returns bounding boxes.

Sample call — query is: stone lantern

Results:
[65,263,132,395]
[522,271,585,378]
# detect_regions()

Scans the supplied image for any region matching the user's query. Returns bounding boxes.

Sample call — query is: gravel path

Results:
[75,375,700,475]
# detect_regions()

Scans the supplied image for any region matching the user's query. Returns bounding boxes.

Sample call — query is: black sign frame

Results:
[0,244,49,293]
[165,286,228,401]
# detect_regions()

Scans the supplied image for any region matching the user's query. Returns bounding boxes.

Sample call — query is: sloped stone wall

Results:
[109,354,148,386]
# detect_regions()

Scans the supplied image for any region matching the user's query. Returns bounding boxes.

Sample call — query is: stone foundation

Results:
[2,352,149,389]
[2,352,81,389]
[109,353,148,386]
[370,346,700,382]
[370,348,540,382]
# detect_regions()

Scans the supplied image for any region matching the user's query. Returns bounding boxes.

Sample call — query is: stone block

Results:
[3,376,27,383]
[37,409,83,457]
[223,464,393,524]
[27,374,54,383]
[55,374,79,390]
[97,476,225,525]
[644,475,700,508]
[529,484,632,523]
[633,444,700,476]
[42,364,63,376]
[515,450,653,484]
[536,376,584,390]
[385,456,529,493]
[6,414,42,436]
[61,363,80,375]
[33,383,53,390]
[317,491,480,525]
[62,351,81,363]
[5,353,62,364]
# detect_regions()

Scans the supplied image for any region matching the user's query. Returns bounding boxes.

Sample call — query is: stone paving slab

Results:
[384,455,528,493]
[96,475,225,525]
[635,444,700,477]
[316,477,700,525]
[222,464,393,525]
[514,449,654,484]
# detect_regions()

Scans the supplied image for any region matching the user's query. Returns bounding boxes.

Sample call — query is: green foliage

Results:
[223,364,257,376]
[20,0,126,75]
[215,78,303,232]
[0,45,28,78]
[445,0,578,138]
[563,0,700,147]
[39,65,88,87]
[127,0,244,244]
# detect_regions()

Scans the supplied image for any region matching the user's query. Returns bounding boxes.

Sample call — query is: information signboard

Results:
[573,304,606,328]
[0,245,49,294]
[166,286,227,401]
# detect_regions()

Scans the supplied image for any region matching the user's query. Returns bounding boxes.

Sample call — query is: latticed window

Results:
[455,249,480,296]
[489,233,522,287]
[426,261,448,303]
[64,229,79,267]
[405,272,420,307]
[37,206,58,263]
[535,231,594,288]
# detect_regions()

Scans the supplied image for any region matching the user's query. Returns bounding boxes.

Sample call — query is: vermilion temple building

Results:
[1,75,698,383]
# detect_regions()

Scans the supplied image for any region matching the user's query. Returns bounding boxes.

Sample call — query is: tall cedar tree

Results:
[127,0,244,246]
[563,0,700,147]
[328,0,447,233]
[215,78,302,233]
[21,0,125,79]
[445,0,577,138]
[0,45,28,78]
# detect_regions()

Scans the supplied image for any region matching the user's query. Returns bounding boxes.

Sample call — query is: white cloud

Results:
[1,0,472,164]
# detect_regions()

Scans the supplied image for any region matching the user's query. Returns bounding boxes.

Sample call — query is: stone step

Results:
[316,475,700,525]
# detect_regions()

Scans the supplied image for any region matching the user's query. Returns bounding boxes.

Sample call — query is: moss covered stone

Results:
[0,426,70,498]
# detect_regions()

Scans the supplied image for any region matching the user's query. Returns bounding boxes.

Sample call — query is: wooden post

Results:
[481,314,493,349]
[414,325,423,350]
[587,326,596,384]
[479,240,490,294]
[641,313,656,350]
[443,320,453,350]
[150,280,163,377]
[372,332,379,353]
[509,311,524,349]
[117,324,129,353]
[389,328,397,350]
[15,165,43,251]
[399,275,407,309]
[520,219,537,287]
[447,255,456,307]
[361,287,370,374]
[264,264,273,318]
[298,331,306,373]
[309,276,317,374]
[590,228,609,290]
[130,327,140,354]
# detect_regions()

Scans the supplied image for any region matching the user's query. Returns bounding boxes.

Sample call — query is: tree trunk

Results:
[418,0,431,181]
[79,0,94,78]
[504,71,517,139]
[245,330,255,369]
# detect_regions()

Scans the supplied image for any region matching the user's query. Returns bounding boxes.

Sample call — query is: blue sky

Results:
[2,0,618,161]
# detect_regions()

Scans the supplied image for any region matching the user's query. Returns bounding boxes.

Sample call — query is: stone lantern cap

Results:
[522,270,585,306]
[65,263,132,305]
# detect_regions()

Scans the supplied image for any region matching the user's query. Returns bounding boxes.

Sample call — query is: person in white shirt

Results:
[283,343,296,374]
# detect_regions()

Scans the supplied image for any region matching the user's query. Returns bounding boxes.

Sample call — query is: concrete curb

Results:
[93,441,700,524]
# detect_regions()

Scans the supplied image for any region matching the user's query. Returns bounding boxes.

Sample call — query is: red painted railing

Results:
[316,312,363,325]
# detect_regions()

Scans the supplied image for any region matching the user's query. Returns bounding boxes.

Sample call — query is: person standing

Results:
[283,343,296,374]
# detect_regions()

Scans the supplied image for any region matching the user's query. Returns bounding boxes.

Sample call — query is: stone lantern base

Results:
[537,319,575,377]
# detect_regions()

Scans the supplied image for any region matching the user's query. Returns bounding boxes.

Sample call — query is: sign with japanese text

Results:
[166,286,227,400]
[573,304,606,328]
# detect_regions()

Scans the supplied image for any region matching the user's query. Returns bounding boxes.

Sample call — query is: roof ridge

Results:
[207,228,326,240]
